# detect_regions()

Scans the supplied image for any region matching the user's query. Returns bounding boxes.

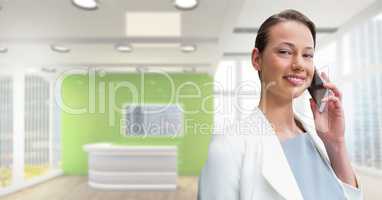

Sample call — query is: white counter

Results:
[83,143,177,191]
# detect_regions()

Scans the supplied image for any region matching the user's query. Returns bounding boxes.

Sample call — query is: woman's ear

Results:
[251,48,262,72]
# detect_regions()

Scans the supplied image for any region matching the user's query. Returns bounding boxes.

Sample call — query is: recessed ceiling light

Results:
[115,43,133,53]
[51,45,70,53]
[41,67,57,73]
[26,68,39,73]
[174,0,198,10]
[0,47,8,53]
[72,0,98,10]
[180,44,196,53]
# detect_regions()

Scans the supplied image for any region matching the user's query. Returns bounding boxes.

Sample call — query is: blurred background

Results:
[0,0,381,199]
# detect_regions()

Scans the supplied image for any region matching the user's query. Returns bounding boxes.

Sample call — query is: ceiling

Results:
[0,0,378,71]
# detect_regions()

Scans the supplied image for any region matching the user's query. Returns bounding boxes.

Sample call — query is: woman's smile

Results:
[283,74,306,86]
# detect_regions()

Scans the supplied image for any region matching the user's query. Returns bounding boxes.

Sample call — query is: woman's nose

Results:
[291,62,304,71]
[291,56,305,71]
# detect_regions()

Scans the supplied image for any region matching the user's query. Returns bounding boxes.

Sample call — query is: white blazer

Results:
[198,107,363,200]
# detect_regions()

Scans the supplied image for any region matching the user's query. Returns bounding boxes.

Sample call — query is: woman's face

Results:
[253,21,315,100]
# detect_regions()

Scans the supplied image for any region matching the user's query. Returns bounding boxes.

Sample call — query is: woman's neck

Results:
[257,92,304,140]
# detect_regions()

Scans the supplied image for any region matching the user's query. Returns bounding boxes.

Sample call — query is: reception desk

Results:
[83,143,177,190]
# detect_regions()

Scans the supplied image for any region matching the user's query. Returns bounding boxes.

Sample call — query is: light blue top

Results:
[281,133,348,200]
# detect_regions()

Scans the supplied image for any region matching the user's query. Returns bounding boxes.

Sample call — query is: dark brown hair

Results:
[255,9,316,53]
[253,9,316,79]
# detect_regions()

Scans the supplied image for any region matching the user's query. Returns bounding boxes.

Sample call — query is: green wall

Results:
[61,72,213,176]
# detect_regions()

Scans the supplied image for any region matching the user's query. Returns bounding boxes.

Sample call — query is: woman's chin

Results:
[268,87,305,101]
[284,88,305,99]
[292,89,305,98]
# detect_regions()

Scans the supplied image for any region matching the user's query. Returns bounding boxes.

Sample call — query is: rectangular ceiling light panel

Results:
[126,12,181,37]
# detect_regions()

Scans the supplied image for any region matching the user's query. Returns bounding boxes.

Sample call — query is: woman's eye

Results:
[278,49,292,55]
[303,54,314,58]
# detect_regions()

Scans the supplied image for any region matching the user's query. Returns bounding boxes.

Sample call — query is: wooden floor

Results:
[1,176,199,200]
[5,172,381,200]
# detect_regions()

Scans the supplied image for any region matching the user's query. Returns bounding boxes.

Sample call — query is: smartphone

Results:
[308,70,329,112]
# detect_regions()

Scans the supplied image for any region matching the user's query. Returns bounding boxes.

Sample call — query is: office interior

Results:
[0,0,381,199]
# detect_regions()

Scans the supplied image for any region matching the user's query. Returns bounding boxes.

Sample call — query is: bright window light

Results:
[373,12,382,21]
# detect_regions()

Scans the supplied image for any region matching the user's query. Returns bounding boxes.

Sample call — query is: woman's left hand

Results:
[309,72,346,145]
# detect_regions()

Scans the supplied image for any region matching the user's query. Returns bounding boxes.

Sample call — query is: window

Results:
[239,60,260,119]
[24,76,51,179]
[214,61,239,129]
[341,33,352,76]
[214,61,237,92]
[122,104,183,137]
[0,77,13,188]
[314,42,336,79]
[342,73,382,169]
[214,59,261,129]
[335,14,382,170]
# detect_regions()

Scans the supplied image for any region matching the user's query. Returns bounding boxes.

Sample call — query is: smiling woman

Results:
[198,9,363,200]
[256,22,315,100]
